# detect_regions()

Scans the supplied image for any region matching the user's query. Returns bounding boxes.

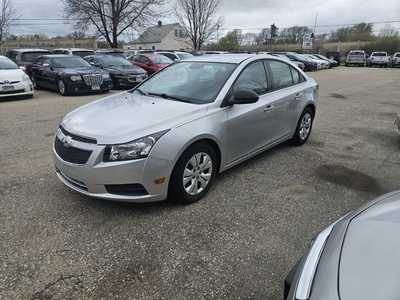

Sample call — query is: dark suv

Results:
[6,48,52,76]
[31,55,112,96]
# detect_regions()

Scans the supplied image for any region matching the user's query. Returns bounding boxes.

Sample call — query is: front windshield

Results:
[135,62,237,104]
[149,55,173,64]
[98,56,132,67]
[372,52,387,57]
[52,57,91,68]
[0,57,18,69]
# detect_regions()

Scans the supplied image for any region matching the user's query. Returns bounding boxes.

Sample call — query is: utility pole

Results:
[313,13,318,52]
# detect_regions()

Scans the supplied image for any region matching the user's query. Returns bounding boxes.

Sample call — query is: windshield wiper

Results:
[135,88,148,95]
[147,92,193,103]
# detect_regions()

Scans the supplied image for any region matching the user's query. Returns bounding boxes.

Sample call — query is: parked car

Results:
[325,51,341,64]
[52,48,95,58]
[345,50,367,67]
[284,191,400,300]
[313,54,338,67]
[6,48,52,76]
[368,51,391,67]
[269,53,305,70]
[157,51,194,62]
[31,55,112,96]
[128,53,172,75]
[394,114,400,135]
[303,54,330,69]
[392,52,400,67]
[0,55,33,99]
[53,54,318,203]
[275,52,319,71]
[84,55,147,89]
[95,49,126,58]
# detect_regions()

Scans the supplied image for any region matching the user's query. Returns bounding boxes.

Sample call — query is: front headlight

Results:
[70,75,82,81]
[104,130,169,162]
[22,74,31,82]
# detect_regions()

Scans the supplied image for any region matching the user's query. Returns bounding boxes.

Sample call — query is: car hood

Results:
[0,69,25,81]
[106,65,146,75]
[61,92,207,144]
[56,67,105,76]
[339,192,400,300]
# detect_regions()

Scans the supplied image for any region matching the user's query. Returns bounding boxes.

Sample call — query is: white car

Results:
[368,52,391,67]
[0,55,33,99]
[392,52,400,67]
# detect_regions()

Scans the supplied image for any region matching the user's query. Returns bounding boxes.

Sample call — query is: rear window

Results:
[371,52,387,57]
[72,51,95,58]
[349,51,364,56]
[21,51,51,62]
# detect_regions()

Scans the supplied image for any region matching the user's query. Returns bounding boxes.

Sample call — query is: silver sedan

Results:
[54,54,318,204]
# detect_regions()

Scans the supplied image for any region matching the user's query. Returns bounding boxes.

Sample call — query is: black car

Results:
[84,55,147,89]
[276,52,319,71]
[6,48,52,76]
[31,55,112,96]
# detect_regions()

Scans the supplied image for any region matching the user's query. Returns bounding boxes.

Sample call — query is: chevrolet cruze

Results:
[54,54,318,204]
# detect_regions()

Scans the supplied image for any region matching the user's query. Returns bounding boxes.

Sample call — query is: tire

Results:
[57,79,69,96]
[31,76,40,90]
[168,142,218,204]
[292,108,315,146]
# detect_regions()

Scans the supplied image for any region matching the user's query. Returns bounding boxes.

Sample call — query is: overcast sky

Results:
[11,0,400,38]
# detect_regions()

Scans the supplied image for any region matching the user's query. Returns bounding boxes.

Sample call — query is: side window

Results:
[290,67,305,84]
[268,60,293,89]
[233,61,268,95]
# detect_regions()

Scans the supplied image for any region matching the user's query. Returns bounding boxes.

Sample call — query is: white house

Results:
[125,21,192,51]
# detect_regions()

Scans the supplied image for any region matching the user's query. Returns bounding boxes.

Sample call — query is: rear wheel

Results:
[169,143,217,204]
[292,108,314,146]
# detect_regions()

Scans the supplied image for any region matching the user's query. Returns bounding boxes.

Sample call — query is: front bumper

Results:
[67,79,113,94]
[53,132,173,202]
[0,81,34,98]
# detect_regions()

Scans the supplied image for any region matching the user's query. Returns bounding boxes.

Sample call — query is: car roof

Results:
[40,54,77,58]
[184,53,270,64]
[10,48,51,53]
[54,48,94,51]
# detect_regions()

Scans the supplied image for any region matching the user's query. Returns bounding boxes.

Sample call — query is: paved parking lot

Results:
[1,67,400,299]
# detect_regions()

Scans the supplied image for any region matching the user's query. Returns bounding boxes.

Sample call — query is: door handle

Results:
[294,93,303,100]
[264,105,274,112]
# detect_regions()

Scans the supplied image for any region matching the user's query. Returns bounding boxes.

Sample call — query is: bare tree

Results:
[0,0,17,42]
[63,0,164,48]
[175,0,222,50]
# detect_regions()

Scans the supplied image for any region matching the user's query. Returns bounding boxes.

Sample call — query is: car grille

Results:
[82,74,103,87]
[54,137,92,164]
[59,126,97,144]
[0,89,25,95]
[0,80,20,84]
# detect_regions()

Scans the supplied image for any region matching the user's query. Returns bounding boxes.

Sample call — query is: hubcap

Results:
[183,152,213,196]
[299,113,312,140]
[58,80,65,94]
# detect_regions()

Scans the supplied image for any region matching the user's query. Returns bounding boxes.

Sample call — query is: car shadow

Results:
[0,95,33,102]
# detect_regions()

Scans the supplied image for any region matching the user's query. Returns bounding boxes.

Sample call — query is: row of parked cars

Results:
[0,47,338,99]
[346,50,400,67]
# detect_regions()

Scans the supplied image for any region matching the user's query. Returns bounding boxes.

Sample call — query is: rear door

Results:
[265,60,307,137]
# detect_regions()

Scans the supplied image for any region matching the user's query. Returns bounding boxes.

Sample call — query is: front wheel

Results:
[292,108,315,146]
[168,143,217,204]
[57,79,68,96]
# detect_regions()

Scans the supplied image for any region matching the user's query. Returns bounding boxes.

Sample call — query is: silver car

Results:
[284,191,400,300]
[54,54,318,203]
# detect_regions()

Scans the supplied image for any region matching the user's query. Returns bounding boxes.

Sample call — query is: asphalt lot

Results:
[1,67,400,299]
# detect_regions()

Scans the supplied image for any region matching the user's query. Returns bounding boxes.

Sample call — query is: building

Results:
[125,21,192,51]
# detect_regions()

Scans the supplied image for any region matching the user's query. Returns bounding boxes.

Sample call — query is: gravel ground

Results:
[1,67,400,299]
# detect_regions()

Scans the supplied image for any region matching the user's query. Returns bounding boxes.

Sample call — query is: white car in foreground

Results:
[0,55,33,99]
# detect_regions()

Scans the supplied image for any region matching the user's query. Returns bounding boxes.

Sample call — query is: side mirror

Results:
[42,63,50,68]
[230,89,259,105]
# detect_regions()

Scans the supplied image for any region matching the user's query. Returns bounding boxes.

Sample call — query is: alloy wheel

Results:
[58,80,66,95]
[183,152,213,196]
[299,112,312,140]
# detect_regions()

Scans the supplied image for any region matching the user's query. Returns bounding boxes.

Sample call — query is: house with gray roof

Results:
[126,21,192,51]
